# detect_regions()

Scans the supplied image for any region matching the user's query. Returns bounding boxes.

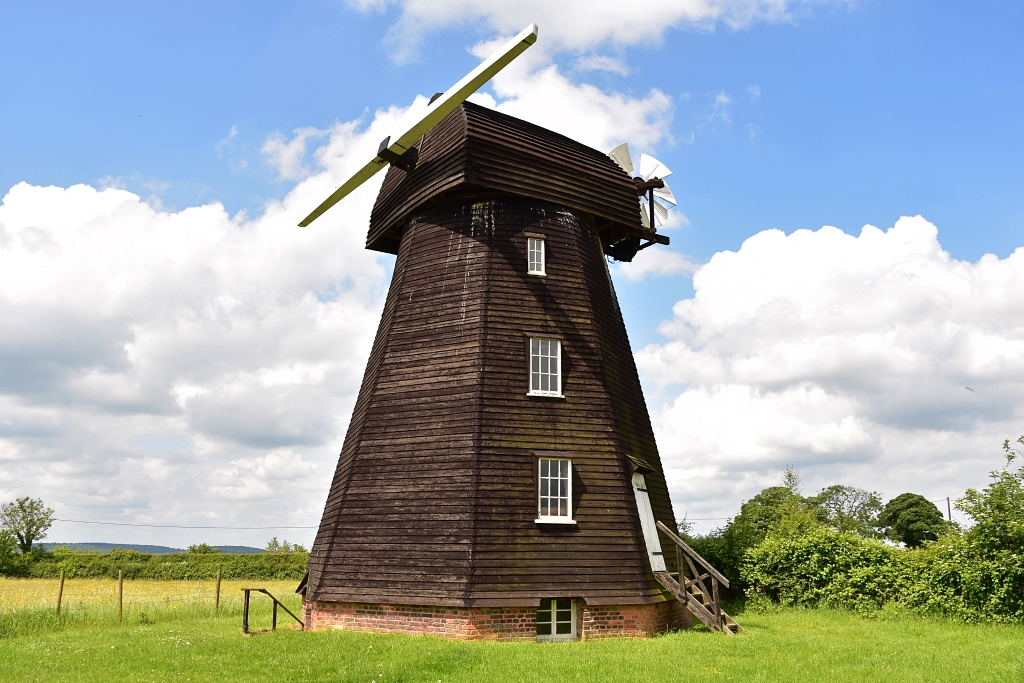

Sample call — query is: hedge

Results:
[18,549,308,581]
[742,526,1024,622]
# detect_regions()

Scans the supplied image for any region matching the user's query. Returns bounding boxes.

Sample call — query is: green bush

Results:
[902,534,1024,622]
[743,441,1024,622]
[742,525,907,613]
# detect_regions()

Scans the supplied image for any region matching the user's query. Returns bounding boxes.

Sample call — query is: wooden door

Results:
[631,472,667,572]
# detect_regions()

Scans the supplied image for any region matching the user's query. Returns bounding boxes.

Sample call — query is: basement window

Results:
[536,598,576,641]
[528,338,562,397]
[536,457,574,524]
[527,237,546,275]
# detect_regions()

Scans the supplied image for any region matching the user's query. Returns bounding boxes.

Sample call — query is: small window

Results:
[527,237,546,275]
[537,598,576,641]
[537,457,573,523]
[529,338,561,397]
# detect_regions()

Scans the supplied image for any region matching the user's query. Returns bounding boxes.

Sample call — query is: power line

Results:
[55,518,316,530]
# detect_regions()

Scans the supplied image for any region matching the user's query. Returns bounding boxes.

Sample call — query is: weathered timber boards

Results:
[311,195,676,604]
[367,103,643,253]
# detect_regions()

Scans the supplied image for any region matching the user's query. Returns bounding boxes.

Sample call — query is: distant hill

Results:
[42,542,265,555]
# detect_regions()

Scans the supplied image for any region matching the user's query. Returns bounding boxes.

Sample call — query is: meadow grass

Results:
[0,578,301,638]
[0,580,1021,682]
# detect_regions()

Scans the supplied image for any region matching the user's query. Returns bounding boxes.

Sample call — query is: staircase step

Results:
[655,572,742,634]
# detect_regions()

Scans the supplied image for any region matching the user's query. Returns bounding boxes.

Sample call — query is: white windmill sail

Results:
[299,23,539,227]
[639,153,671,182]
[653,184,677,206]
[608,143,634,176]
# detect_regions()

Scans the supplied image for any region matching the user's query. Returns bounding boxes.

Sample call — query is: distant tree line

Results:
[686,436,1024,622]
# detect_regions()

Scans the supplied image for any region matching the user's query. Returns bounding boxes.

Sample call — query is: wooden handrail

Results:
[656,521,730,588]
[241,588,304,634]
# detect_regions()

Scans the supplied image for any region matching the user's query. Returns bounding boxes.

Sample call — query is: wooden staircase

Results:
[655,521,742,634]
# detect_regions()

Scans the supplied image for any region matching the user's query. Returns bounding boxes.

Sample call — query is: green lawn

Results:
[0,606,1021,682]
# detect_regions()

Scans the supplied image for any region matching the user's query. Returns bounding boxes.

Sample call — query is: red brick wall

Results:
[305,600,690,640]
[579,602,690,640]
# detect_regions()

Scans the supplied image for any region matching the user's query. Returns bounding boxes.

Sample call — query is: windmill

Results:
[298,23,739,640]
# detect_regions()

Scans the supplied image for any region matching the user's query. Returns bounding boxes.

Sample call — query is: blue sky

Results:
[4,1,1022,344]
[1,0,1023,544]
[4,1,1021,254]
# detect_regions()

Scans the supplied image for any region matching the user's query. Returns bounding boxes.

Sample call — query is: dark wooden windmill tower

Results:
[297,25,739,640]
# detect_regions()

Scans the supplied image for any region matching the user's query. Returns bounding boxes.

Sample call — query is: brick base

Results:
[581,601,690,639]
[304,599,690,640]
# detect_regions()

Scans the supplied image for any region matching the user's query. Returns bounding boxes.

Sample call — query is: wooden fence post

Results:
[56,569,65,615]
[117,570,123,622]
[242,589,251,634]
[215,569,222,612]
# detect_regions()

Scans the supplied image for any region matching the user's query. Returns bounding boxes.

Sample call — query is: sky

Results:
[1,0,1022,546]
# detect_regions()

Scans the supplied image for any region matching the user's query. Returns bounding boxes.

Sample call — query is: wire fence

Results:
[0,577,301,615]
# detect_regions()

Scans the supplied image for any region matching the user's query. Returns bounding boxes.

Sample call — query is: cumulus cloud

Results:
[638,216,1024,530]
[0,94,455,545]
[467,38,673,152]
[0,46,678,546]
[615,249,699,282]
[262,127,328,181]
[351,0,842,63]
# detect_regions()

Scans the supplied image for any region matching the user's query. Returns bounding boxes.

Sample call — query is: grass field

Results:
[1,580,1022,682]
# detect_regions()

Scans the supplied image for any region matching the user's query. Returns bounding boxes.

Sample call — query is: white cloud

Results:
[261,127,328,181]
[573,54,631,76]
[638,216,1024,530]
[709,90,733,123]
[0,99,436,545]
[615,249,699,282]
[351,0,844,63]
[467,39,673,152]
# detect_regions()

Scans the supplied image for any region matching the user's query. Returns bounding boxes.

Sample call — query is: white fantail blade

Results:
[638,199,651,229]
[652,182,677,206]
[298,23,539,227]
[608,143,634,175]
[653,198,670,225]
[639,153,672,181]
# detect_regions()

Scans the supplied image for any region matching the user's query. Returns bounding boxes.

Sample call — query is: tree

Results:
[266,537,309,553]
[0,497,55,553]
[879,493,946,547]
[187,543,220,554]
[807,485,884,538]
[687,468,810,591]
[0,530,18,574]
[957,436,1024,555]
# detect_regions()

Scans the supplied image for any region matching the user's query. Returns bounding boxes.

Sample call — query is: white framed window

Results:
[536,598,576,641]
[527,237,546,275]
[536,457,574,523]
[529,338,562,397]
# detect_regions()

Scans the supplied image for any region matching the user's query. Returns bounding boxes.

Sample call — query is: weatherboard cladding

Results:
[366,102,645,254]
[308,195,677,607]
